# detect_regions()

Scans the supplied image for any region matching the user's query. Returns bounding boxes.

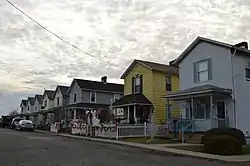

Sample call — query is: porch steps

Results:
[184,133,204,144]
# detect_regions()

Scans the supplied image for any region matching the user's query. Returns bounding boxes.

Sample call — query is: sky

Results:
[0,0,250,115]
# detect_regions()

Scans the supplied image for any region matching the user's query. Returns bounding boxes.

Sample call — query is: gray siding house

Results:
[166,36,250,134]
[20,100,28,114]
[66,77,124,120]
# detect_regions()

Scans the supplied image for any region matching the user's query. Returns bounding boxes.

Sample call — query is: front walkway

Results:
[34,130,250,162]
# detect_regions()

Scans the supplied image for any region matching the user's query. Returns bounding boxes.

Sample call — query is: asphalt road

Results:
[0,128,229,166]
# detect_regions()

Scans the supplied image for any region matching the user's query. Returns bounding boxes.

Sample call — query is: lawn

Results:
[167,145,250,155]
[120,137,179,144]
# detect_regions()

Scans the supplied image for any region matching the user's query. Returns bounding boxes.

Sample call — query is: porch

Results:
[166,84,234,132]
[111,93,153,124]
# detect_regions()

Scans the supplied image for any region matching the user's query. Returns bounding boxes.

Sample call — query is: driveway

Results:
[0,128,228,166]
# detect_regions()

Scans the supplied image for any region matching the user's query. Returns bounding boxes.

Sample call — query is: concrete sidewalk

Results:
[35,130,250,163]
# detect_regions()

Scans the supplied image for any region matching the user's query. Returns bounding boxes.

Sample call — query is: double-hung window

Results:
[194,59,212,83]
[90,92,96,103]
[132,75,143,93]
[245,67,250,81]
[166,76,172,91]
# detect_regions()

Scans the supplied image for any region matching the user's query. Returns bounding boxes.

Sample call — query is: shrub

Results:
[201,128,246,145]
[203,135,242,155]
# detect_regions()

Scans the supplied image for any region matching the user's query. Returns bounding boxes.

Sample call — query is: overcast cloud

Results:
[0,0,250,114]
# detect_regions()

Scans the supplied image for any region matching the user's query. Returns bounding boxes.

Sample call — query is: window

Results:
[44,100,47,107]
[57,97,60,105]
[114,94,120,102]
[133,75,142,93]
[35,107,37,111]
[21,107,23,113]
[194,103,206,120]
[27,106,29,111]
[165,76,172,91]
[194,59,212,83]
[73,93,77,103]
[90,92,96,103]
[246,67,250,80]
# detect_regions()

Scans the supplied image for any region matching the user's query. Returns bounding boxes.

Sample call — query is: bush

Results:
[203,135,242,155]
[201,128,246,145]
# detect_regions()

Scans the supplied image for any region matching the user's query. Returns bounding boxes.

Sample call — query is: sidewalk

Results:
[35,130,250,163]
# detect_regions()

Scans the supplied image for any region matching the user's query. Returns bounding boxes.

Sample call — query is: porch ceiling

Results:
[112,93,152,107]
[166,84,232,100]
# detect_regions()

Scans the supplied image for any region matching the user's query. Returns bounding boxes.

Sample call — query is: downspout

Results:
[229,47,237,128]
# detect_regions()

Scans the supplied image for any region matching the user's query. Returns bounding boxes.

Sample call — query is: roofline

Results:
[173,36,250,65]
[120,59,154,79]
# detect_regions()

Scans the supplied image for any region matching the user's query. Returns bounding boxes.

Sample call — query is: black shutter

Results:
[132,76,135,94]
[140,75,143,93]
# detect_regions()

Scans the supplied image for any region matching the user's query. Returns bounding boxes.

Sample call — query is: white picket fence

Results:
[70,122,169,139]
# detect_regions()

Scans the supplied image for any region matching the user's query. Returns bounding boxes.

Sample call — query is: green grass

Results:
[167,145,250,155]
[120,137,179,144]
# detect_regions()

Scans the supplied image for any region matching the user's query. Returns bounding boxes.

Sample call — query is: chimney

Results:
[101,76,107,84]
[234,41,248,49]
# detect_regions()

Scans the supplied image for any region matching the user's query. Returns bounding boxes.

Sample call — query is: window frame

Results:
[245,67,250,81]
[134,76,141,93]
[194,103,206,120]
[44,100,47,107]
[114,94,120,102]
[165,76,172,91]
[73,93,77,103]
[197,59,209,82]
[57,97,60,105]
[90,92,96,103]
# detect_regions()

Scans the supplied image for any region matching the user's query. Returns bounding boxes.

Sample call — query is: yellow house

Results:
[112,59,180,124]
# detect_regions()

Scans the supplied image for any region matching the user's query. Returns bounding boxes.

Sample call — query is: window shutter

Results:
[140,75,143,93]
[208,58,212,80]
[193,62,198,83]
[132,76,135,94]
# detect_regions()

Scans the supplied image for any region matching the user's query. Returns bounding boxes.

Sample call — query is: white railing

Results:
[70,122,169,139]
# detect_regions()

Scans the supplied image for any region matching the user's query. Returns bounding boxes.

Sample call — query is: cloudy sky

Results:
[0,0,249,114]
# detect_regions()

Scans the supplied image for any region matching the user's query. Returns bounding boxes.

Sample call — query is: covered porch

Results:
[111,93,153,124]
[166,84,234,132]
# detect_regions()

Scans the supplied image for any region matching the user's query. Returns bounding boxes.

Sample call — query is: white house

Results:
[166,36,250,135]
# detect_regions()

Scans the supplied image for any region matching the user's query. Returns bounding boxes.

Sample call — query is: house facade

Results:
[166,36,250,134]
[112,59,179,124]
[20,100,28,114]
[42,90,55,111]
[34,95,43,112]
[66,77,124,121]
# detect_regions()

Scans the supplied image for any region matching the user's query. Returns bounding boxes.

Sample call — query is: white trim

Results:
[90,92,96,103]
[110,103,152,108]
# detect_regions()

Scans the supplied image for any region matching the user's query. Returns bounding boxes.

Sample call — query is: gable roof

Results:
[43,90,55,100]
[34,95,43,104]
[68,78,124,93]
[54,85,69,97]
[20,100,27,107]
[120,59,179,79]
[27,97,35,105]
[173,36,250,65]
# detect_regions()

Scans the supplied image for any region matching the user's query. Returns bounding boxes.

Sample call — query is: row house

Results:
[166,36,250,135]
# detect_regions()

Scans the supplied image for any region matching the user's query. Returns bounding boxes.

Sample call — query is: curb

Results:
[34,130,248,163]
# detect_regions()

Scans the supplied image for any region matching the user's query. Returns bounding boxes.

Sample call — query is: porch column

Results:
[191,97,194,132]
[127,106,130,123]
[210,95,213,128]
[73,109,77,120]
[134,105,136,123]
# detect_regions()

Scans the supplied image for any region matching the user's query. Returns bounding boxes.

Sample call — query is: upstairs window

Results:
[73,93,77,103]
[27,106,30,111]
[90,92,96,103]
[44,100,47,107]
[194,59,212,83]
[165,76,172,91]
[21,107,23,113]
[246,67,250,81]
[114,94,120,102]
[132,75,143,93]
[57,97,60,105]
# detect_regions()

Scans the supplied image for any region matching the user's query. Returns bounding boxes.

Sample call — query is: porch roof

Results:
[112,93,152,107]
[166,84,232,100]
[66,103,109,110]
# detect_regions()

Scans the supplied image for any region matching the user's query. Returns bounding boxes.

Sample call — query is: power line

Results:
[6,0,125,69]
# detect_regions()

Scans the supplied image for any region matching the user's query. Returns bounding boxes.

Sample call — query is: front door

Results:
[217,101,226,128]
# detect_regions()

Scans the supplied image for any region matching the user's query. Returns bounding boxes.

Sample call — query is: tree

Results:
[8,110,19,116]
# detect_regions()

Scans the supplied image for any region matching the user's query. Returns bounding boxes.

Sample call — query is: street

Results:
[0,128,229,166]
